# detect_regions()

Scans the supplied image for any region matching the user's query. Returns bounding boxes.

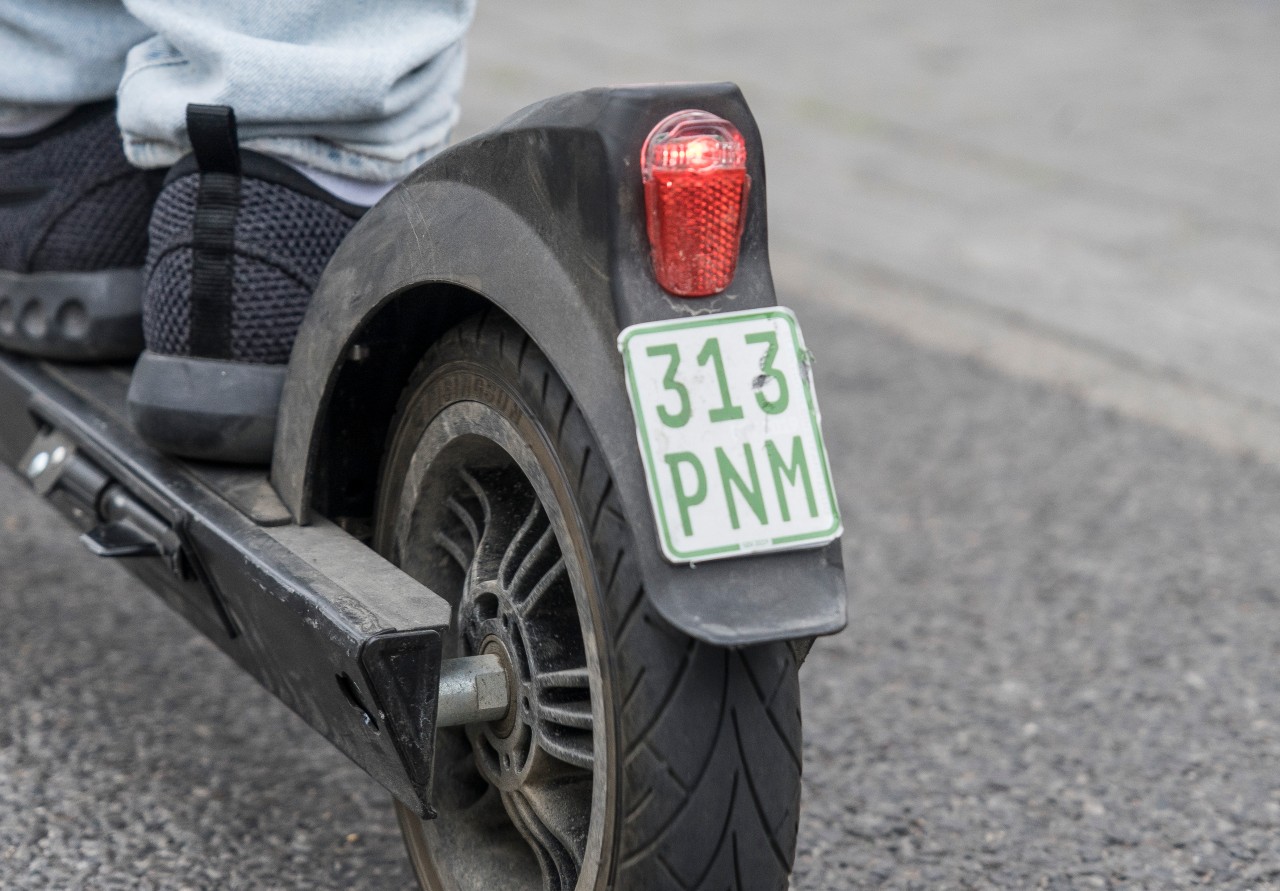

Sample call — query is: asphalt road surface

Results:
[3,1,1280,889]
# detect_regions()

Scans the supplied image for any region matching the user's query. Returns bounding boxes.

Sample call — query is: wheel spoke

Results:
[445,492,481,549]
[507,525,557,603]
[532,666,594,769]
[499,499,545,589]
[432,529,472,572]
[515,556,567,616]
[468,470,536,583]
[535,668,590,691]
[538,698,592,731]
[457,468,491,523]
[536,725,594,771]
[503,786,585,891]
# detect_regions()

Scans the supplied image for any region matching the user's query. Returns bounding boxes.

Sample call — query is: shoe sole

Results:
[127,350,285,464]
[0,268,143,361]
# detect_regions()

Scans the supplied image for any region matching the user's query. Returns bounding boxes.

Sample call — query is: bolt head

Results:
[26,451,49,477]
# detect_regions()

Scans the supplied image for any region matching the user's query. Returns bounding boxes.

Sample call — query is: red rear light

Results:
[641,110,750,297]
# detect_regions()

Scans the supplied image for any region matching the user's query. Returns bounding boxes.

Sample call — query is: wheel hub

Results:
[480,634,519,738]
[384,396,606,891]
[461,579,547,793]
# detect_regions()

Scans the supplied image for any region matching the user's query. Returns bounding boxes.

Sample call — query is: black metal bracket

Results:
[81,520,162,558]
[361,630,444,819]
[17,425,236,636]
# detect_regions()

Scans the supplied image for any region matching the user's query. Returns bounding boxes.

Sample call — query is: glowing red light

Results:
[641,110,750,297]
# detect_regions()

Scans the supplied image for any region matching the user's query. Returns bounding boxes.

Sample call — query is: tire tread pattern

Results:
[396,314,802,891]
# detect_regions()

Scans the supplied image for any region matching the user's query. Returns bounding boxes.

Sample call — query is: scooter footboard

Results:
[0,354,450,818]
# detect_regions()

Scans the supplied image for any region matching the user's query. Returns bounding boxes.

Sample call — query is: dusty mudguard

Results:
[272,83,847,646]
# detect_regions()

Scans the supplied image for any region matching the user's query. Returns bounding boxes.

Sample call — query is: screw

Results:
[26,451,49,477]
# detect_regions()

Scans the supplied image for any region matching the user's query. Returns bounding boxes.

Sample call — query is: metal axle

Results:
[436,655,511,728]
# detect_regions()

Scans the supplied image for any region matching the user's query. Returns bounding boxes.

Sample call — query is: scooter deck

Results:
[0,353,451,818]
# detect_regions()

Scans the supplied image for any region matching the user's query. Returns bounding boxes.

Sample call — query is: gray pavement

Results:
[457,0,1280,459]
[6,304,1280,889]
[4,1,1280,888]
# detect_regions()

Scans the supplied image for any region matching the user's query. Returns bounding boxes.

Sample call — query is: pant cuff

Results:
[123,132,451,183]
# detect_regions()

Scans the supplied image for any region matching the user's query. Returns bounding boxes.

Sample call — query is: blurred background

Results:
[3,1,1279,887]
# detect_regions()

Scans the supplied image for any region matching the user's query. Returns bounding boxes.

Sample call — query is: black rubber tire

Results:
[377,311,803,891]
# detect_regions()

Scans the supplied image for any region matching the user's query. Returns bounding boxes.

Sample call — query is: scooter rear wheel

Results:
[375,311,802,891]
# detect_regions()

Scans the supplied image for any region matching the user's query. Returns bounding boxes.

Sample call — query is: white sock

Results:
[0,103,77,138]
[286,161,401,208]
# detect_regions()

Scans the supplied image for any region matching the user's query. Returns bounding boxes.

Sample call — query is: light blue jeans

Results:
[0,0,474,182]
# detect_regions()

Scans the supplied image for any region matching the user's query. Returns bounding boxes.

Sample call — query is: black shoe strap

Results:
[187,104,240,359]
[187,104,241,176]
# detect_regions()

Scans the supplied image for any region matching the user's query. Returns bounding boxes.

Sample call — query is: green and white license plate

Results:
[619,307,841,563]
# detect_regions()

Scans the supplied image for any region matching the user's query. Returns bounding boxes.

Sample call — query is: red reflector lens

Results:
[642,110,750,297]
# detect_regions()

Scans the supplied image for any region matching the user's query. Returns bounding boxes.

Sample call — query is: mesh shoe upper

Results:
[143,166,359,365]
[0,102,161,274]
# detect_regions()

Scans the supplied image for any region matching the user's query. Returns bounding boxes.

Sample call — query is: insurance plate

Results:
[619,307,841,563]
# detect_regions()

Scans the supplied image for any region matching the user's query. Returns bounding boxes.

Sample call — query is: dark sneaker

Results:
[0,101,163,361]
[126,105,363,463]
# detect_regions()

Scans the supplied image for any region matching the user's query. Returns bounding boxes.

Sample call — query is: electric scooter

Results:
[0,83,846,890]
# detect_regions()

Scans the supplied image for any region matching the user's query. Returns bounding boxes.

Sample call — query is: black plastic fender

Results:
[272,84,846,646]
